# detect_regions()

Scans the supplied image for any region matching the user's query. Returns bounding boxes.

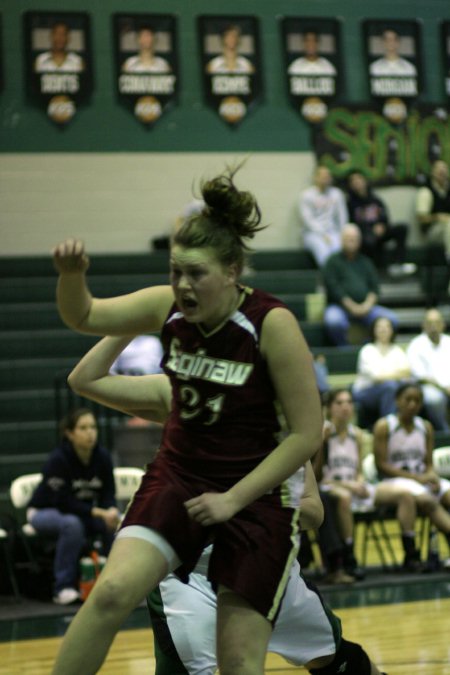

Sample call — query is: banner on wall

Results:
[364,19,421,124]
[24,11,92,125]
[311,104,449,187]
[114,14,178,126]
[281,17,341,124]
[442,21,450,99]
[198,15,262,127]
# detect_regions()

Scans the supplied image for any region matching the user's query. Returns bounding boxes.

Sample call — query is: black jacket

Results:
[29,438,116,526]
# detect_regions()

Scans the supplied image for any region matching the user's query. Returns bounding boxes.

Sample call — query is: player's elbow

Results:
[67,370,87,396]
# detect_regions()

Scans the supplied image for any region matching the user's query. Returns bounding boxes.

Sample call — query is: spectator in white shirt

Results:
[406,308,450,431]
[110,335,163,376]
[352,317,410,428]
[415,160,450,264]
[298,166,348,267]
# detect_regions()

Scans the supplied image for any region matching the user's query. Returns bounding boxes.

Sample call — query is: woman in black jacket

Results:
[28,408,119,604]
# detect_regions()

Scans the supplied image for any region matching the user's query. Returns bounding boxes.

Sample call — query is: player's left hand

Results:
[184,491,237,526]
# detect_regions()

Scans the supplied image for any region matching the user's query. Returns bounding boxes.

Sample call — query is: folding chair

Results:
[433,446,450,478]
[354,454,399,570]
[10,473,43,538]
[0,521,21,600]
[113,466,145,514]
[9,473,46,568]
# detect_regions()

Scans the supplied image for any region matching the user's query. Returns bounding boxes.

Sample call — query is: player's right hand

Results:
[52,238,90,274]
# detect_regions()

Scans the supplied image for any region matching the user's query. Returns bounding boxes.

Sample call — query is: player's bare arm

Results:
[68,335,171,424]
[53,238,174,335]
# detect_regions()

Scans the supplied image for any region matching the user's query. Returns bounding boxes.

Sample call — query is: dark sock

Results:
[343,543,359,572]
[401,533,418,558]
[326,550,343,573]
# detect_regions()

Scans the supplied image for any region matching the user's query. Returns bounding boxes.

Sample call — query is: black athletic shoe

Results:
[345,564,366,581]
[402,554,424,573]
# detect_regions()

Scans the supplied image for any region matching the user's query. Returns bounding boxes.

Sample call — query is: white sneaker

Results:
[53,588,80,605]
[388,263,417,277]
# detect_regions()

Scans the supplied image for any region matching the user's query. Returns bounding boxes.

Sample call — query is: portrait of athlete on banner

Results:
[206,23,254,74]
[369,28,417,77]
[114,14,178,126]
[366,20,420,101]
[199,15,261,126]
[34,20,84,73]
[25,11,91,125]
[288,29,336,76]
[121,24,171,74]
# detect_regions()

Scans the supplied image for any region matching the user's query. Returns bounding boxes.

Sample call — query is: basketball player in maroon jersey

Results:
[51,168,325,674]
[66,332,388,675]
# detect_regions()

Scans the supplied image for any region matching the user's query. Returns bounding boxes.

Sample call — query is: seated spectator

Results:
[346,171,416,277]
[110,335,163,376]
[314,389,370,582]
[110,335,164,426]
[352,317,410,428]
[373,382,450,570]
[323,224,398,346]
[312,353,330,400]
[416,160,450,266]
[27,408,120,605]
[406,308,450,431]
[298,165,348,267]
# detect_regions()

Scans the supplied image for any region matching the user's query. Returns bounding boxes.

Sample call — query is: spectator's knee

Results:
[417,494,437,515]
[61,514,85,539]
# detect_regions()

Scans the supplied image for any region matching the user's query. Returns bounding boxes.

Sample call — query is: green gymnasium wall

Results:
[0,0,449,153]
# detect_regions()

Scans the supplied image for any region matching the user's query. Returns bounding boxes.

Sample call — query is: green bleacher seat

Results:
[0,389,55,423]
[0,273,170,303]
[0,330,97,359]
[0,252,170,278]
[277,295,307,320]
[245,270,318,295]
[300,322,328,347]
[311,346,359,373]
[249,250,317,271]
[0,303,63,331]
[0,357,77,391]
[434,430,450,448]
[0,420,57,454]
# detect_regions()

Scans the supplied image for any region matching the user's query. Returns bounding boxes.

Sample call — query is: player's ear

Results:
[224,262,239,285]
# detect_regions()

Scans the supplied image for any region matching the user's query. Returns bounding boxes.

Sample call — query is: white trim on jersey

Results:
[230,309,258,343]
[167,311,184,324]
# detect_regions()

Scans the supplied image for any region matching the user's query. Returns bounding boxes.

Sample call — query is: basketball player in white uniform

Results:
[374,382,450,570]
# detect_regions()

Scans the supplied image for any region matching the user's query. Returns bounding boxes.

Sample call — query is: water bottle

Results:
[426,528,441,572]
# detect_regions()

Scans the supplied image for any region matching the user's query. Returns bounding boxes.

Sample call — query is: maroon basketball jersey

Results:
[159,286,287,487]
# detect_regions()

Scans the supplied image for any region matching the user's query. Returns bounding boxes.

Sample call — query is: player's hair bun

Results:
[201,168,262,240]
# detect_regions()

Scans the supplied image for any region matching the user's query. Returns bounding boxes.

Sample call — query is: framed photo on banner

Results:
[198,15,262,127]
[113,14,178,126]
[24,11,92,125]
[364,19,421,123]
[281,17,342,124]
